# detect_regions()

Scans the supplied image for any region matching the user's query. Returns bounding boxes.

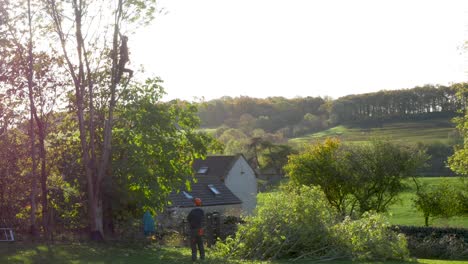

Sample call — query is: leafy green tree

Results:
[447,82,468,216]
[448,83,468,175]
[111,79,215,214]
[285,138,426,216]
[284,138,353,216]
[347,140,427,214]
[413,181,463,226]
[43,80,218,233]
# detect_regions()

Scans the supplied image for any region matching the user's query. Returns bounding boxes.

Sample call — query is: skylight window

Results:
[183,191,193,199]
[208,184,221,195]
[197,166,209,175]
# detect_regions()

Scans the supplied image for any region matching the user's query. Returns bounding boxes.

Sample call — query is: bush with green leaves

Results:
[213,185,409,261]
[332,213,409,261]
[214,185,336,260]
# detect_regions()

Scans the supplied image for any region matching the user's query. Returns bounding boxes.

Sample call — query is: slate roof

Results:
[168,155,243,208]
[192,155,240,180]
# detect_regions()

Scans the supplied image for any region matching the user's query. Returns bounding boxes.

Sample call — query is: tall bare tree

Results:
[0,0,40,236]
[25,0,39,237]
[44,0,157,239]
[0,0,65,238]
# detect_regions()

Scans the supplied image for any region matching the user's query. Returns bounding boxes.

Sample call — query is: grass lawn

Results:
[289,119,457,146]
[388,177,468,228]
[0,243,466,264]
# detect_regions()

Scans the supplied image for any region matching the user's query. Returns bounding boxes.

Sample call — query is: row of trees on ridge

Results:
[197,84,465,137]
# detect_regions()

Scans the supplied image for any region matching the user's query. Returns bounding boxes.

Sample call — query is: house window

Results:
[208,184,221,195]
[197,166,209,175]
[183,191,193,199]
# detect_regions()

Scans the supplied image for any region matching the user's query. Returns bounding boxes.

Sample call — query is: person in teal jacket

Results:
[143,210,155,236]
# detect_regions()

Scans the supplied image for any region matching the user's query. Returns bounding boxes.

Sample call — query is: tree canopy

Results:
[0,0,217,240]
[284,138,427,216]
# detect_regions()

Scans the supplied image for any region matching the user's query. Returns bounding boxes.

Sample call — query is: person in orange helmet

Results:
[187,198,205,261]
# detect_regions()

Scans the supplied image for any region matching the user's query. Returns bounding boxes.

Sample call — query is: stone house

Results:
[160,154,257,228]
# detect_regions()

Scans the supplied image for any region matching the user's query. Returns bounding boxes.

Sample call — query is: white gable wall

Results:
[224,156,257,215]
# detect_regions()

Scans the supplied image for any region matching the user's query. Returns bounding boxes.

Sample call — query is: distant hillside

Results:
[289,118,458,146]
[288,118,460,176]
[197,84,468,176]
[197,84,465,139]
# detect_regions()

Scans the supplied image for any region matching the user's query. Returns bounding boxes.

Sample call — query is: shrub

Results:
[214,185,337,260]
[333,213,409,260]
[213,185,409,261]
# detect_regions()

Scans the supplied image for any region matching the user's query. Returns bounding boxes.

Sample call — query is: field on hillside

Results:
[290,119,457,146]
[0,243,466,264]
[198,128,217,136]
[388,177,468,228]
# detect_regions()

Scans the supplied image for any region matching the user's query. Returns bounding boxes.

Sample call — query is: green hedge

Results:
[392,225,468,240]
[392,225,468,259]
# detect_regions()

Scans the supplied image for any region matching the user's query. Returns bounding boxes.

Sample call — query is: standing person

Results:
[187,198,205,262]
[142,210,155,237]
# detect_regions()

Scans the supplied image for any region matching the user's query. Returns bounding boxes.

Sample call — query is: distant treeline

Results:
[197,84,465,137]
[331,85,463,124]
[198,96,329,137]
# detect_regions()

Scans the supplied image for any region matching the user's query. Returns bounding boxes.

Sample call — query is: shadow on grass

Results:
[0,242,252,264]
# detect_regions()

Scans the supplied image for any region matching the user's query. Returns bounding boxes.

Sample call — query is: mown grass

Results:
[388,177,468,228]
[0,243,466,264]
[290,119,457,146]
[0,243,230,264]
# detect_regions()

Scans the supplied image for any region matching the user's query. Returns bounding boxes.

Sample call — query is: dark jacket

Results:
[187,208,204,229]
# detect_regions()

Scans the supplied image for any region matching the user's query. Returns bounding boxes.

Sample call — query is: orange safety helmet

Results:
[194,197,202,206]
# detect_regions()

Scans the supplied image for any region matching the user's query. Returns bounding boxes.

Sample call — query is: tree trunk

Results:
[103,194,115,236]
[34,111,49,239]
[71,0,104,241]
[425,216,429,227]
[39,137,48,238]
[26,0,38,238]
[89,194,104,241]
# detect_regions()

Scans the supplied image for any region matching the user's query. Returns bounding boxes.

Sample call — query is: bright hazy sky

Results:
[131,0,468,101]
